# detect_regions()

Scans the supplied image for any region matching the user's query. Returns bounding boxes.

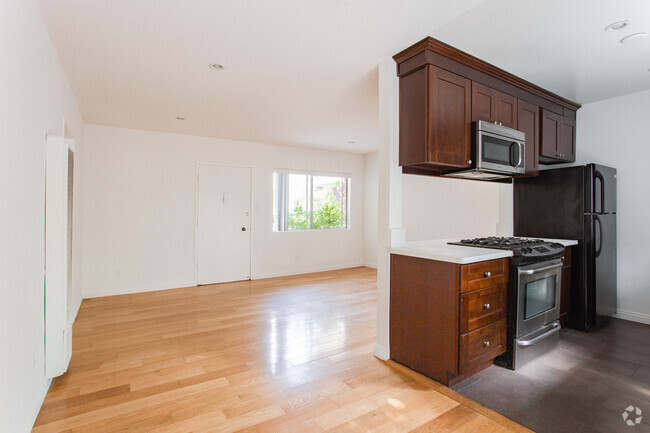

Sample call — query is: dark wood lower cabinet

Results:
[390,254,507,386]
[459,318,506,374]
[390,254,459,385]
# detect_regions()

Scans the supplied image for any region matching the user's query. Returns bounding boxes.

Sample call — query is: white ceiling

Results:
[38,0,650,153]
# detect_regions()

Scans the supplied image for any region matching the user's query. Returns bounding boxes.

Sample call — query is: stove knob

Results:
[484,271,491,278]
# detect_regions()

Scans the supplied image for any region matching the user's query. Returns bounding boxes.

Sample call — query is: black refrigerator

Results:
[513,164,617,331]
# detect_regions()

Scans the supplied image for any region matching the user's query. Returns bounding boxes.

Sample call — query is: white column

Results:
[374,57,404,360]
[496,183,514,236]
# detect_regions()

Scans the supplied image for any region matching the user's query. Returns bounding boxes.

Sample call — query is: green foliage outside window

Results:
[313,193,343,229]
[287,193,344,230]
[287,202,307,230]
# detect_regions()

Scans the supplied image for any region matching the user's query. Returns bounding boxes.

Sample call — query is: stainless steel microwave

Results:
[444,121,526,180]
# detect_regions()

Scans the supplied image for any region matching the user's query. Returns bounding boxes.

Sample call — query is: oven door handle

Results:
[516,322,561,347]
[518,263,562,275]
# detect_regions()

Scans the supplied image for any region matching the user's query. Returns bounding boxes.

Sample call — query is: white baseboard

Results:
[253,262,365,280]
[83,280,197,299]
[31,378,52,431]
[363,262,377,269]
[82,264,368,299]
[71,297,82,321]
[613,309,650,325]
[373,344,390,361]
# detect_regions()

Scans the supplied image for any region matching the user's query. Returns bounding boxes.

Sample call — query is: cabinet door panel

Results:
[430,67,472,168]
[559,115,576,162]
[472,82,497,123]
[540,109,561,158]
[496,92,517,128]
[398,67,428,167]
[517,99,540,174]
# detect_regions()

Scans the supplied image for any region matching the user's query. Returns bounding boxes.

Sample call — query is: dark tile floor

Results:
[451,318,650,433]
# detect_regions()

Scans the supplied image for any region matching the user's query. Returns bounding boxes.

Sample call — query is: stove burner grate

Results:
[457,236,545,249]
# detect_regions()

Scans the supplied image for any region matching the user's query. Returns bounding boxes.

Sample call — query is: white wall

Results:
[81,125,365,297]
[576,89,650,324]
[363,152,379,268]
[402,175,503,241]
[0,2,84,431]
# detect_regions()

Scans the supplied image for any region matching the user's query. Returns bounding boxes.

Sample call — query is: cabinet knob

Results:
[484,341,491,348]
[241,227,247,231]
[483,303,491,310]
[484,271,491,278]
[467,159,472,165]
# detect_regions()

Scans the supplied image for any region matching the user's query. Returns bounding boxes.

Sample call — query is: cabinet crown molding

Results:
[393,37,580,112]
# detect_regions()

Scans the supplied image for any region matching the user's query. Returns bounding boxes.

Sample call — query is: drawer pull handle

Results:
[483,341,491,348]
[484,271,491,278]
[483,303,491,310]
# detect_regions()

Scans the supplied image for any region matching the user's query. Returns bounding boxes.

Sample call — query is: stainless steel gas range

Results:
[449,237,566,369]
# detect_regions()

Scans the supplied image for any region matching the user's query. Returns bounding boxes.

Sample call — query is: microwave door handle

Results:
[517,141,523,168]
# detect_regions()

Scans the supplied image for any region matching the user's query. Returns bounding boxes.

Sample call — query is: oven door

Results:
[516,259,562,337]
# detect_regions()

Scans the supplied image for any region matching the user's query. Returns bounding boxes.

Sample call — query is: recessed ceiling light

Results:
[605,20,630,32]
[208,63,224,71]
[174,116,185,121]
[620,32,648,45]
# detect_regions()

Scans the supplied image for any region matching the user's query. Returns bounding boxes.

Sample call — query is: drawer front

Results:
[459,318,506,374]
[460,258,509,293]
[460,284,507,334]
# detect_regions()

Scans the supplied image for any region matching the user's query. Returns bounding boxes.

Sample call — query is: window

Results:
[274,171,349,231]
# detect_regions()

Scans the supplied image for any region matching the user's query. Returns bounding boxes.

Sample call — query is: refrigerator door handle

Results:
[594,171,605,213]
[594,215,603,258]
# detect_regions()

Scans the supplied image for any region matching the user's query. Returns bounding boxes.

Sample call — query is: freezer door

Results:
[588,164,617,214]
[586,214,617,327]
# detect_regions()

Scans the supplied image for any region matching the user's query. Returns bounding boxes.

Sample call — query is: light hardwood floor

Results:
[33,267,530,432]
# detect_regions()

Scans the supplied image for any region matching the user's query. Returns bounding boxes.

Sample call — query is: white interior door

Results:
[197,164,251,284]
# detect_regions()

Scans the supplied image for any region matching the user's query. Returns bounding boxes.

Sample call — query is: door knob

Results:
[241,227,247,231]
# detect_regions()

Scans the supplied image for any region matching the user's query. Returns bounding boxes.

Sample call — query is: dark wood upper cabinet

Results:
[516,99,540,175]
[393,37,580,176]
[398,65,471,170]
[559,115,576,162]
[540,108,576,164]
[471,82,517,128]
[429,67,472,168]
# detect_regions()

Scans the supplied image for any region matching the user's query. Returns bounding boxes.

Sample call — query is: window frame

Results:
[273,169,351,232]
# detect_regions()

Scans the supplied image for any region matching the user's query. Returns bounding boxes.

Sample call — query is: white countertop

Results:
[389,238,578,264]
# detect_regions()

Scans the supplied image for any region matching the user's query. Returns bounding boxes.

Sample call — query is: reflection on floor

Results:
[451,318,650,433]
[33,267,528,432]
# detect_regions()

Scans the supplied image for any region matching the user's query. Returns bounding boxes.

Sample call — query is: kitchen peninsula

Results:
[389,237,577,386]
